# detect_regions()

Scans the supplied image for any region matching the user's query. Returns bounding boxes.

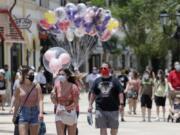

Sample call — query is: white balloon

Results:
[65,3,76,10]
[56,33,65,41]
[55,7,66,20]
[77,3,87,16]
[66,29,74,42]
[74,28,85,38]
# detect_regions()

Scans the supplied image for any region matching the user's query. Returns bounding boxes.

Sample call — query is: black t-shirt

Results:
[118,75,129,90]
[0,80,6,90]
[91,76,123,111]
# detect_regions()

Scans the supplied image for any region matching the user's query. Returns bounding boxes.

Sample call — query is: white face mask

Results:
[175,64,180,72]
[57,75,66,82]
[143,73,149,80]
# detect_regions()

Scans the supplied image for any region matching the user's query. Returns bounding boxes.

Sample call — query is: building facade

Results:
[0,0,62,79]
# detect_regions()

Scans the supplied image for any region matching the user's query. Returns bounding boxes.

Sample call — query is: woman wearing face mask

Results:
[154,70,167,122]
[125,70,140,115]
[13,65,44,135]
[139,71,154,122]
[51,69,79,135]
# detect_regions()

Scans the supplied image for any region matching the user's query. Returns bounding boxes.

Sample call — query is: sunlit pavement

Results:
[0,92,179,135]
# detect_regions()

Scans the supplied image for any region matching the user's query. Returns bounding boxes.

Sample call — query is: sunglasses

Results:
[100,67,109,70]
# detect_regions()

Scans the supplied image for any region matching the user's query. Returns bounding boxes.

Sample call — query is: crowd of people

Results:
[0,61,180,135]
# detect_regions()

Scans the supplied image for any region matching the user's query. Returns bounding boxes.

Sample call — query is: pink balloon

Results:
[100,30,112,42]
[88,28,97,36]
[58,53,71,66]
[49,58,62,74]
[44,50,56,62]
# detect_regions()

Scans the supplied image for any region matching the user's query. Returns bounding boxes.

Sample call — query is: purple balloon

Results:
[74,17,83,27]
[96,25,106,33]
[66,9,77,20]
[84,22,93,33]
[50,24,61,34]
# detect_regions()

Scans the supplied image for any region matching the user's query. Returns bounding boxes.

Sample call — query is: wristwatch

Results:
[119,103,124,106]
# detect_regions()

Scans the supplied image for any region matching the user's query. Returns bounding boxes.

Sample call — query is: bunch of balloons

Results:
[39,3,120,42]
[43,47,71,76]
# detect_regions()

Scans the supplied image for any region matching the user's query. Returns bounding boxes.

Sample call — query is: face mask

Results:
[26,75,34,82]
[175,64,180,72]
[57,75,66,82]
[100,67,109,77]
[157,74,162,78]
[143,74,149,80]
[92,70,97,74]
[41,70,44,73]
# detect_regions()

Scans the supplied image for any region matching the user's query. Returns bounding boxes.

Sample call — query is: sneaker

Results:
[167,115,171,122]
[133,111,137,115]
[121,118,125,122]
[154,118,160,122]
[141,119,146,122]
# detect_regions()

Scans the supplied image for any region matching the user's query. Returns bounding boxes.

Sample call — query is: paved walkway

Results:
[0,92,179,135]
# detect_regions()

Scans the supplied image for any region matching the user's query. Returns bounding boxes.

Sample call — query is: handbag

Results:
[13,84,36,125]
[60,110,77,126]
[56,104,77,126]
[38,120,46,135]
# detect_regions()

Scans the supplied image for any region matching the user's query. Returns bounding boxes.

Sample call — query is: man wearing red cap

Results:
[88,63,124,135]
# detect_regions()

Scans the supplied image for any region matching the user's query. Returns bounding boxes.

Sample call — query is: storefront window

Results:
[11,43,22,79]
[39,0,49,8]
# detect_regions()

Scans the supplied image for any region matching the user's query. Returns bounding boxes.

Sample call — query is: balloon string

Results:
[51,33,98,69]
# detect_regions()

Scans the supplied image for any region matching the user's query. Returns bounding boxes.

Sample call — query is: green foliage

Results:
[110,0,180,70]
[89,0,180,70]
[90,0,105,6]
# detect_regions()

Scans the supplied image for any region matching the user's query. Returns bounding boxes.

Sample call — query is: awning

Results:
[0,9,24,43]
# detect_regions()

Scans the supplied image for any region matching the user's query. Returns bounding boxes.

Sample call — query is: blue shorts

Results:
[19,106,39,124]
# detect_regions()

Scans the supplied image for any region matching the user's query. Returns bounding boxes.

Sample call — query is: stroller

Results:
[167,94,180,123]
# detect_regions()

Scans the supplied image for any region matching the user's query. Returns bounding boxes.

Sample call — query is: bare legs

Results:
[100,129,118,135]
[156,106,166,121]
[128,98,137,114]
[56,121,76,135]
[0,95,5,110]
[19,123,39,135]
[141,107,151,122]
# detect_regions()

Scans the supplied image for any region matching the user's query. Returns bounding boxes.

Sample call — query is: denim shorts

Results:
[19,106,39,124]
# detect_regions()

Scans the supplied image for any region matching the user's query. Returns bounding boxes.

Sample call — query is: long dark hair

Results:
[132,70,139,79]
[63,69,77,85]
[20,65,31,84]
[156,69,165,84]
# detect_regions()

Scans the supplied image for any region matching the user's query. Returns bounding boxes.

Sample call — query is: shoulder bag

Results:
[13,84,36,125]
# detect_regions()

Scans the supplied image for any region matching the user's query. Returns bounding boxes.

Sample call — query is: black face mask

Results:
[26,75,34,82]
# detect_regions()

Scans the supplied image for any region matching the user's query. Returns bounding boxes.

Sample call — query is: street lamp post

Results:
[160,10,180,61]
